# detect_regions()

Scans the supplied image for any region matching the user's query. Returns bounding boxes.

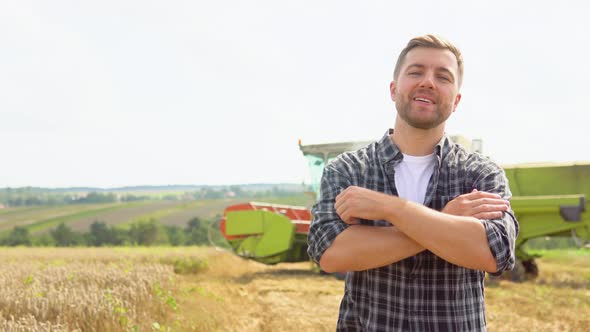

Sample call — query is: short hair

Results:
[393,34,464,88]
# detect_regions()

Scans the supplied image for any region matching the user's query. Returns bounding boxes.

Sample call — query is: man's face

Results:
[390,47,462,130]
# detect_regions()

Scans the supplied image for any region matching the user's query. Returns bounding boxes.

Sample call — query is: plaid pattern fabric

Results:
[308,129,519,331]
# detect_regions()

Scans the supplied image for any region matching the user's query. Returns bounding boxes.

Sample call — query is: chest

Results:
[354,161,470,212]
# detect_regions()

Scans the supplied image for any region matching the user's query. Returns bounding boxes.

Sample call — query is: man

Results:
[307,35,518,331]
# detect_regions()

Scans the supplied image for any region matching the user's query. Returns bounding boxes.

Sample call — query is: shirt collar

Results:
[377,128,455,165]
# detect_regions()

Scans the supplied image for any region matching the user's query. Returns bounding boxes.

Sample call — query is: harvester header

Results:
[220,202,311,264]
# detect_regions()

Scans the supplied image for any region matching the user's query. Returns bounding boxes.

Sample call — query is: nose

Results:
[419,71,435,89]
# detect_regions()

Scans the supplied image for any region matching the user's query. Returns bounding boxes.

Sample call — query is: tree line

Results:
[0,185,305,207]
[0,191,147,207]
[0,217,218,247]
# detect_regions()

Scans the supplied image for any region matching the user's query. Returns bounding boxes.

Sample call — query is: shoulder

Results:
[446,144,511,194]
[326,142,378,177]
[447,144,503,175]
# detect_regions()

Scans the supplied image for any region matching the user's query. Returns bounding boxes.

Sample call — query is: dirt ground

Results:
[179,250,341,331]
[184,248,590,332]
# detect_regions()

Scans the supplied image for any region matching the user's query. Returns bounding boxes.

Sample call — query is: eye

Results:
[438,76,451,82]
[408,72,421,76]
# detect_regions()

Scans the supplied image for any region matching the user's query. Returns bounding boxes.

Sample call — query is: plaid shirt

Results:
[308,129,518,331]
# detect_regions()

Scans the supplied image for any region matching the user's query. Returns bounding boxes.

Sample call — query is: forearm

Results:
[385,199,497,272]
[319,224,425,273]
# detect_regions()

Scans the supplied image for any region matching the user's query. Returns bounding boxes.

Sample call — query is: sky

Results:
[1,0,589,188]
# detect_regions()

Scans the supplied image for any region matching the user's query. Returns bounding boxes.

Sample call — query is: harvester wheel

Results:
[572,229,590,248]
[522,259,539,279]
[504,260,526,282]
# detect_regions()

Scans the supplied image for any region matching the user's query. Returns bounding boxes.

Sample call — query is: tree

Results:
[76,192,117,204]
[87,221,116,246]
[203,189,223,199]
[51,223,82,246]
[2,226,32,246]
[128,218,161,246]
[185,217,208,245]
[229,185,244,197]
[33,233,55,246]
[164,225,185,246]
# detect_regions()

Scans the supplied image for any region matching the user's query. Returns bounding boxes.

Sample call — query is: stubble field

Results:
[1,247,588,331]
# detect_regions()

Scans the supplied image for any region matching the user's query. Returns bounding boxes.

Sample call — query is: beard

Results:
[395,92,454,130]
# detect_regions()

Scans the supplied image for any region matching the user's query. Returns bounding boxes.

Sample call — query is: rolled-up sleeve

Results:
[483,210,518,276]
[307,165,351,264]
[474,165,520,276]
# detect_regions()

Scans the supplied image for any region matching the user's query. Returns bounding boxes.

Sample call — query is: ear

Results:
[389,81,397,101]
[452,93,462,112]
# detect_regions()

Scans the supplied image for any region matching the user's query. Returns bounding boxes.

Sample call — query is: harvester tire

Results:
[506,260,526,282]
[572,229,590,248]
[522,259,539,279]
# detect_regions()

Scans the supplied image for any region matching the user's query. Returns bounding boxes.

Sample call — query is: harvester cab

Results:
[298,139,372,200]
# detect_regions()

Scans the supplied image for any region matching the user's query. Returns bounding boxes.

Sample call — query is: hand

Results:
[335,186,395,225]
[442,189,509,220]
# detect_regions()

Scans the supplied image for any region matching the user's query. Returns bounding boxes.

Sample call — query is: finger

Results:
[472,198,510,207]
[336,204,352,222]
[337,204,361,225]
[472,204,508,214]
[473,211,503,220]
[335,200,346,216]
[336,185,355,200]
[335,189,352,209]
[345,217,360,225]
[468,191,502,199]
[334,196,343,210]
[335,189,345,202]
[341,213,358,225]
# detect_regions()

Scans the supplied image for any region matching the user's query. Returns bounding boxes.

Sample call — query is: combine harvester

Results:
[503,162,589,280]
[220,138,589,280]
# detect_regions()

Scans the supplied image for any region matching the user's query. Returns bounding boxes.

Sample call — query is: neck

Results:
[391,115,444,156]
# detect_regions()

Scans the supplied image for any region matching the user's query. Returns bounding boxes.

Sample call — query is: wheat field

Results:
[1,247,589,331]
[0,247,189,331]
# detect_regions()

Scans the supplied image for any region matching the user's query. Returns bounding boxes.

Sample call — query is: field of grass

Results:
[2,247,588,331]
[0,196,314,235]
[0,204,122,233]
[65,200,198,231]
[26,204,142,235]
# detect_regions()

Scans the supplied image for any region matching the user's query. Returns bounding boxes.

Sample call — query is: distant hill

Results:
[0,183,306,194]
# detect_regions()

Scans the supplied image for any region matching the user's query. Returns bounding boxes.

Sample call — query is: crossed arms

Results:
[309,167,518,274]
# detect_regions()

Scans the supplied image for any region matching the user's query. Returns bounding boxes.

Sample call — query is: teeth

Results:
[414,97,432,103]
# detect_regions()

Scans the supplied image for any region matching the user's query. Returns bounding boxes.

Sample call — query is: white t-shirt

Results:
[394,153,437,204]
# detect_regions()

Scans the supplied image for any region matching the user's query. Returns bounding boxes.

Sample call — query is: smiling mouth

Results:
[413,97,435,104]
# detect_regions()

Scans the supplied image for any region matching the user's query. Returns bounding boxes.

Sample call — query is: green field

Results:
[0,203,121,232]
[0,196,314,235]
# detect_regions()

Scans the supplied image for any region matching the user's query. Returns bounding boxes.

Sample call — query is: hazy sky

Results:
[1,0,589,188]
